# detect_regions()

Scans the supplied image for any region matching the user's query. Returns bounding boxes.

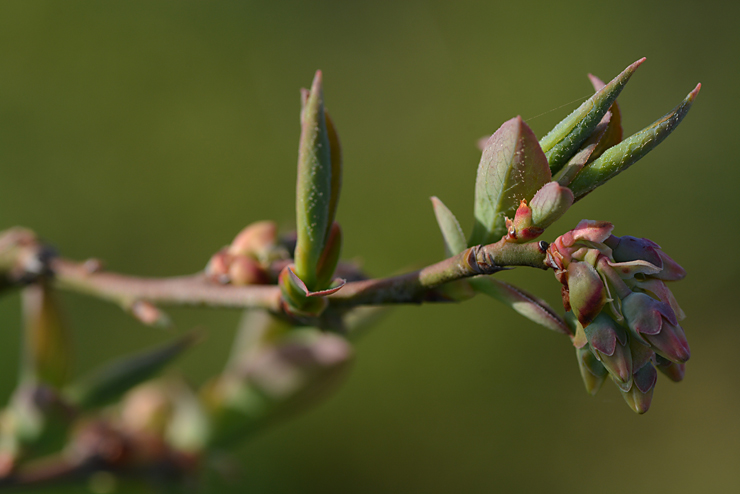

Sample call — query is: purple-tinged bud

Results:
[655,250,686,281]
[567,261,607,327]
[655,354,686,382]
[576,345,607,396]
[622,292,676,340]
[550,220,690,413]
[619,359,657,414]
[643,320,690,364]
[622,291,688,362]
[605,235,661,266]
[583,314,632,384]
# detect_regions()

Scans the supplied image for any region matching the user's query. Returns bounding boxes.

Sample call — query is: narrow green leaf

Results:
[431,196,466,256]
[295,71,333,291]
[587,73,624,160]
[469,277,570,334]
[569,83,701,200]
[66,332,199,410]
[469,116,551,246]
[540,58,645,174]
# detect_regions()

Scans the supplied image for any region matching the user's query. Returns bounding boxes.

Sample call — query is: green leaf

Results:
[569,83,701,200]
[431,196,466,256]
[587,73,624,161]
[295,71,334,291]
[540,58,644,175]
[469,276,570,334]
[469,116,551,246]
[66,332,199,410]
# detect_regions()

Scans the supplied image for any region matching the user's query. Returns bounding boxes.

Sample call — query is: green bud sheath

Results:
[295,71,334,291]
[540,58,644,175]
[569,83,701,200]
[315,222,342,289]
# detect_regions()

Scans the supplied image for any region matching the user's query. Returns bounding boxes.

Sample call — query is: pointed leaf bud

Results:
[569,83,701,200]
[470,116,551,246]
[294,71,335,291]
[67,332,200,410]
[540,58,645,174]
[587,73,624,160]
[22,282,72,389]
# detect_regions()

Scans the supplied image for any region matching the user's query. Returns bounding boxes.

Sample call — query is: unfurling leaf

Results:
[540,58,644,174]
[569,83,701,200]
[470,116,551,246]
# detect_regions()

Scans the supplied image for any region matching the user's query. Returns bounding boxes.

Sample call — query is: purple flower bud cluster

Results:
[546,220,687,413]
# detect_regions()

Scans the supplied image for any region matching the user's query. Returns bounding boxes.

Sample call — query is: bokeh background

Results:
[0,1,737,492]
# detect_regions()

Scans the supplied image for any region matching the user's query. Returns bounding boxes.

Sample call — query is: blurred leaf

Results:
[469,116,550,246]
[66,332,199,410]
[22,283,71,389]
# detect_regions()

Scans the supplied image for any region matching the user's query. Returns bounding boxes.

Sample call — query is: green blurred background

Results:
[0,1,737,492]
